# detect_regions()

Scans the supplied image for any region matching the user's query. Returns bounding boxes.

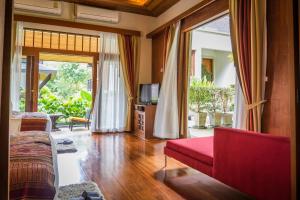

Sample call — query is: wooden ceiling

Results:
[60,0,180,16]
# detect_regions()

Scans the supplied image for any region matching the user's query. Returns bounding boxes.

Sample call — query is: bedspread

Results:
[10,131,56,200]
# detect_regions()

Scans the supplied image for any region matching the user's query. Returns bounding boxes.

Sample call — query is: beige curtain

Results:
[118,34,140,131]
[178,31,192,138]
[230,0,267,132]
[153,21,181,139]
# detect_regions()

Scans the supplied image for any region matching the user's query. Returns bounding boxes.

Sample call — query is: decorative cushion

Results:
[166,137,214,165]
[70,117,89,123]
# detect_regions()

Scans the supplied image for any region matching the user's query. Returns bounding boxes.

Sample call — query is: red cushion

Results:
[213,128,291,200]
[166,137,214,165]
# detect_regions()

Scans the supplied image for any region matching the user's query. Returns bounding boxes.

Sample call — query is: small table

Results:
[49,114,64,132]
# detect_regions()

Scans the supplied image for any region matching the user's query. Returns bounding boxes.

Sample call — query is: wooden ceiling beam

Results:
[149,0,180,17]
[60,0,153,16]
[57,0,179,17]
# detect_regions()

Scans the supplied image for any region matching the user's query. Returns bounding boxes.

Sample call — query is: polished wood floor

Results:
[57,132,252,200]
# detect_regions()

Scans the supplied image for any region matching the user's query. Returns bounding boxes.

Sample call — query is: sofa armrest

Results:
[213,128,290,200]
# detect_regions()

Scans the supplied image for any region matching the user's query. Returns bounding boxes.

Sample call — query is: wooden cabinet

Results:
[134,104,157,140]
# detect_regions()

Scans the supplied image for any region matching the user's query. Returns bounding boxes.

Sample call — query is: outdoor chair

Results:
[69,109,91,131]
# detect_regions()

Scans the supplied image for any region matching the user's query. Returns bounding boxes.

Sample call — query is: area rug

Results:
[56,182,105,200]
[56,143,77,154]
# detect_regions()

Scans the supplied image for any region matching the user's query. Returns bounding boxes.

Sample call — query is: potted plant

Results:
[219,86,235,126]
[188,78,211,128]
[207,86,222,127]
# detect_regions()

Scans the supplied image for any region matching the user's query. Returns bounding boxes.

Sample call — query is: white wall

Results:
[192,30,235,87]
[15,0,157,84]
[192,30,232,52]
[202,49,235,87]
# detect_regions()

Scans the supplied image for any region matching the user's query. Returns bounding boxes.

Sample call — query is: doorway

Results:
[40,59,93,125]
[188,14,236,138]
[20,52,95,112]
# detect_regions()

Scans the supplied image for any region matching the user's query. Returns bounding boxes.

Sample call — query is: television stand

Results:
[134,104,157,140]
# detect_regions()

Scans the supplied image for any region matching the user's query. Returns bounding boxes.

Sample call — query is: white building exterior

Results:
[191,16,236,87]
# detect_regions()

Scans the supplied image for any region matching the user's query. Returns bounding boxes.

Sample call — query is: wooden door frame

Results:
[0,0,13,199]
[22,47,99,112]
[25,55,34,111]
[294,0,299,199]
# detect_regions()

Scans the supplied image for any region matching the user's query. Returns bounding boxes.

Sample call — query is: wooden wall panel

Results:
[152,30,166,83]
[262,0,296,138]
[262,1,297,198]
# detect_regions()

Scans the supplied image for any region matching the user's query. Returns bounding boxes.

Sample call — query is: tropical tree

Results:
[38,62,92,119]
[46,63,91,98]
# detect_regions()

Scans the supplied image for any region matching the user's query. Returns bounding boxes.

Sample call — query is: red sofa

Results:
[164,128,291,200]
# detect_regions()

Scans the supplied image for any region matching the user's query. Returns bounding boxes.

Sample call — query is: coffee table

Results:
[49,114,64,131]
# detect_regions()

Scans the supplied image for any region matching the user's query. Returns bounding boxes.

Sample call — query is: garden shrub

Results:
[189,78,235,114]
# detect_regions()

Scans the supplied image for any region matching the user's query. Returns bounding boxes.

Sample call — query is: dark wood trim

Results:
[151,30,166,83]
[146,0,216,38]
[92,55,98,105]
[22,47,99,58]
[150,0,181,17]
[14,14,141,36]
[180,0,229,32]
[32,52,39,112]
[60,0,179,17]
[0,0,13,199]
[25,56,33,112]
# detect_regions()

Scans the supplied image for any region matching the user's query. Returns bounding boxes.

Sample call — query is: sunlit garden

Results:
[20,62,92,124]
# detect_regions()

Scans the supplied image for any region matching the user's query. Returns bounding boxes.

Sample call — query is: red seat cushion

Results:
[166,137,214,165]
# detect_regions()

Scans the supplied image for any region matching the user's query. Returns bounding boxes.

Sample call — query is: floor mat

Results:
[56,181,104,200]
[56,143,77,154]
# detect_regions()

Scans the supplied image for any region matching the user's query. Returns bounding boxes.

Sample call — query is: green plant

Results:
[189,78,235,114]
[206,87,222,113]
[37,62,92,120]
[189,78,212,113]
[219,85,235,113]
[80,90,92,105]
[19,87,25,112]
[38,87,64,114]
[61,96,87,118]
[46,63,92,98]
[38,86,92,119]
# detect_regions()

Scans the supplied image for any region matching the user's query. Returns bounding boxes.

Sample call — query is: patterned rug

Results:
[56,182,104,200]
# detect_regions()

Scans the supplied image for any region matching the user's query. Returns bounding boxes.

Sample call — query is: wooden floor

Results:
[56,132,252,200]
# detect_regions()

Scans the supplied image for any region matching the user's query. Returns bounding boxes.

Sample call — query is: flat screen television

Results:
[139,83,160,104]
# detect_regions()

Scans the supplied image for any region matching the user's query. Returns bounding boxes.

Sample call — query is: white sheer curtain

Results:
[233,77,246,129]
[153,21,181,139]
[11,22,23,112]
[92,32,127,132]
